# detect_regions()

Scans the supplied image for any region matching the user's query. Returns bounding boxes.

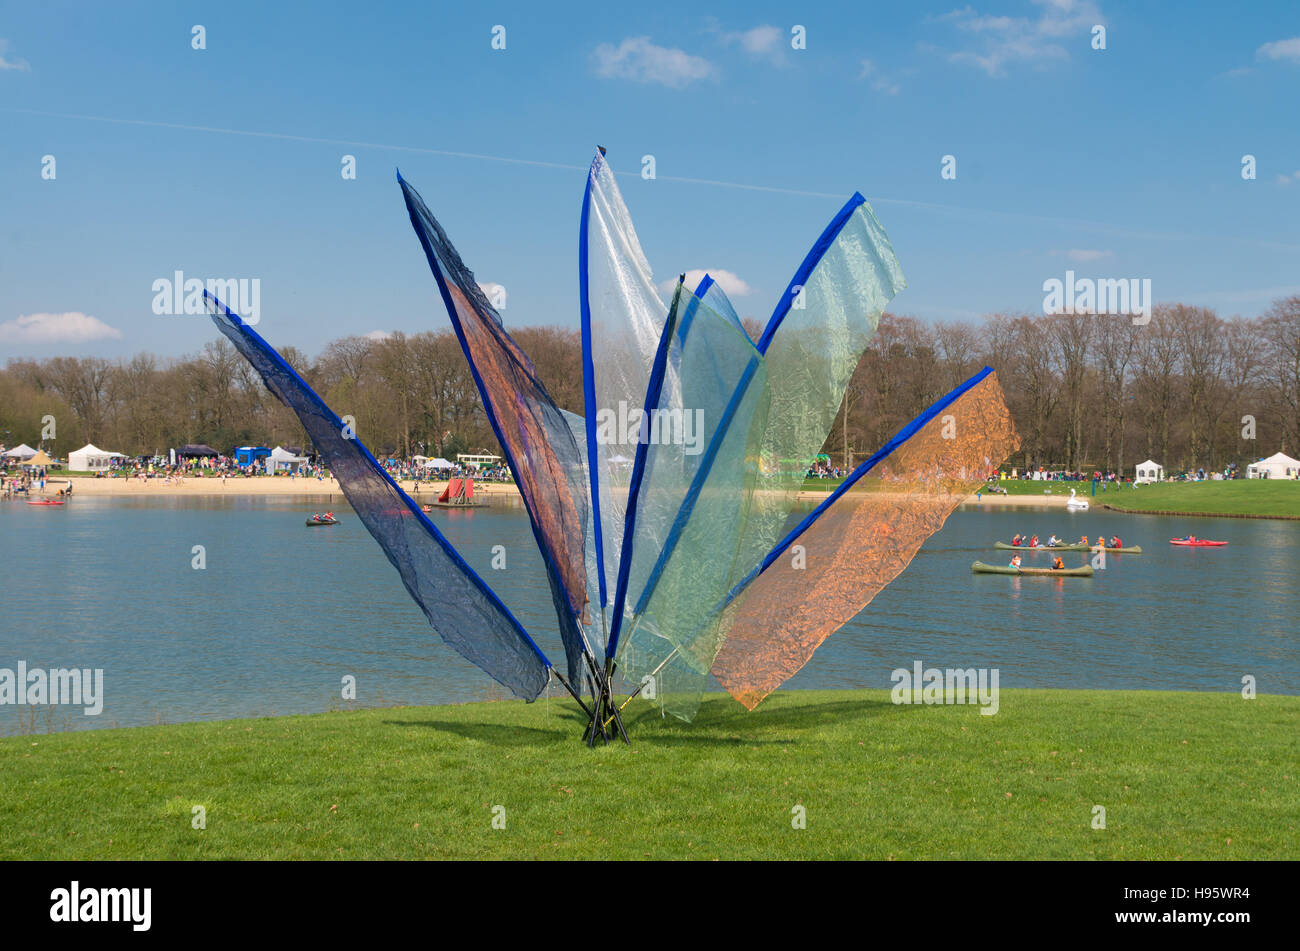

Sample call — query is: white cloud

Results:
[1257,37,1300,64]
[592,37,717,89]
[930,0,1104,76]
[477,281,507,309]
[859,59,901,94]
[1276,171,1300,186]
[0,38,30,72]
[0,312,122,344]
[364,330,392,341]
[1061,248,1113,262]
[660,268,753,298]
[718,25,785,64]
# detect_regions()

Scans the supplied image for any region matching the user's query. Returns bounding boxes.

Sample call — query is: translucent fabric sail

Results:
[399,173,593,685]
[712,370,1021,709]
[560,409,606,660]
[204,291,552,700]
[579,150,671,640]
[617,197,905,719]
[736,194,906,581]
[611,280,771,715]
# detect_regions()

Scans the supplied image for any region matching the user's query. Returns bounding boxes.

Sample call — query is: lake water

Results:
[2,495,1296,733]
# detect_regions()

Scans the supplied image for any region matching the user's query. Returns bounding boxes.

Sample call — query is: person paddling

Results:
[1030,534,1040,548]
[1009,554,1023,569]
[1047,534,1062,547]
[1051,555,1065,570]
[1011,533,1023,547]
[1109,535,1122,549]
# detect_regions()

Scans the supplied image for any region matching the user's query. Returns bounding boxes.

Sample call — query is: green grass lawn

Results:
[1099,480,1300,518]
[2,689,1295,859]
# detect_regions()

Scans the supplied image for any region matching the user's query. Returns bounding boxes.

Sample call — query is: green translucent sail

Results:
[613,282,770,711]
[620,196,905,720]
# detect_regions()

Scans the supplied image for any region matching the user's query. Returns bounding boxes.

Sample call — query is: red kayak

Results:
[1169,538,1227,547]
[25,499,65,506]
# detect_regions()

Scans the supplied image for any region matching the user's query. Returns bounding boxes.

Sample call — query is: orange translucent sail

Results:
[712,371,1021,710]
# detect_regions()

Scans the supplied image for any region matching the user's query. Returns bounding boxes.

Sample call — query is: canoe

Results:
[993,542,1142,554]
[306,518,338,526]
[972,561,1094,577]
[1169,539,1226,547]
[25,499,65,506]
[995,541,1088,552]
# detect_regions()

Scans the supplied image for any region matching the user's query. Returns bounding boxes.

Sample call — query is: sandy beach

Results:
[29,475,1082,509]
[43,475,522,501]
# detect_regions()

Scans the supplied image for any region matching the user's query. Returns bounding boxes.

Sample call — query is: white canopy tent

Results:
[68,443,124,471]
[424,457,456,470]
[269,446,309,472]
[1247,452,1300,480]
[2,444,37,461]
[1135,459,1164,484]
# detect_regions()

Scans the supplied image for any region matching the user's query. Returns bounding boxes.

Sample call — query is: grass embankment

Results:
[2,689,1295,859]
[1098,481,1300,519]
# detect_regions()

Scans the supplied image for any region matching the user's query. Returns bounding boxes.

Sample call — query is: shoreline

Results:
[12,478,1290,519]
[22,475,523,500]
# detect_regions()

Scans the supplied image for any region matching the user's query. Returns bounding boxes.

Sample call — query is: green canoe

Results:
[993,541,1142,554]
[972,560,1094,577]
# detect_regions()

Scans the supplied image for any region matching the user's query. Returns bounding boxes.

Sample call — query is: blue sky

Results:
[1,0,1297,359]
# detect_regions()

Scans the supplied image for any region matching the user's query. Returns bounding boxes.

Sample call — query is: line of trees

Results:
[2,297,1297,476]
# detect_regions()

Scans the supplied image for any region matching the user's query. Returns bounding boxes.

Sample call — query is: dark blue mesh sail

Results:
[204,291,552,701]
[398,172,594,689]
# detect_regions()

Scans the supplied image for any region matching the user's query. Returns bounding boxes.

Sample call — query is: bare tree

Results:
[1093,314,1138,476]
[1133,306,1182,467]
[1173,305,1225,470]
[1049,313,1092,471]
[1261,296,1300,453]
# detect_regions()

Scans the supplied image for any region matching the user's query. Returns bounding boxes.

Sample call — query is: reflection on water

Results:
[1,495,1295,732]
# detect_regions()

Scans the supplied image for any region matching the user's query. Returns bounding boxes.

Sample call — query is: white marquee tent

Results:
[1135,459,1164,484]
[68,443,124,472]
[269,446,309,472]
[424,457,456,470]
[2,444,37,461]
[1246,452,1300,480]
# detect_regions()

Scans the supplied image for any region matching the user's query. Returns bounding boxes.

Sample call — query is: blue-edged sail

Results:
[579,149,674,645]
[399,173,593,687]
[204,291,553,700]
[713,368,1020,708]
[609,277,771,710]
[620,195,906,719]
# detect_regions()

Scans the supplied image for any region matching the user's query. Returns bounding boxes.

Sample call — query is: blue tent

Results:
[234,446,271,466]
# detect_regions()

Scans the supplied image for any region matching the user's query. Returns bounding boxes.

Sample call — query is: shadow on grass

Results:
[382,716,583,746]
[383,692,913,748]
[619,694,914,746]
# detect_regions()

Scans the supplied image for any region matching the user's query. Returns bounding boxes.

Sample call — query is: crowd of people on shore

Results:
[381,459,514,483]
[806,461,845,479]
